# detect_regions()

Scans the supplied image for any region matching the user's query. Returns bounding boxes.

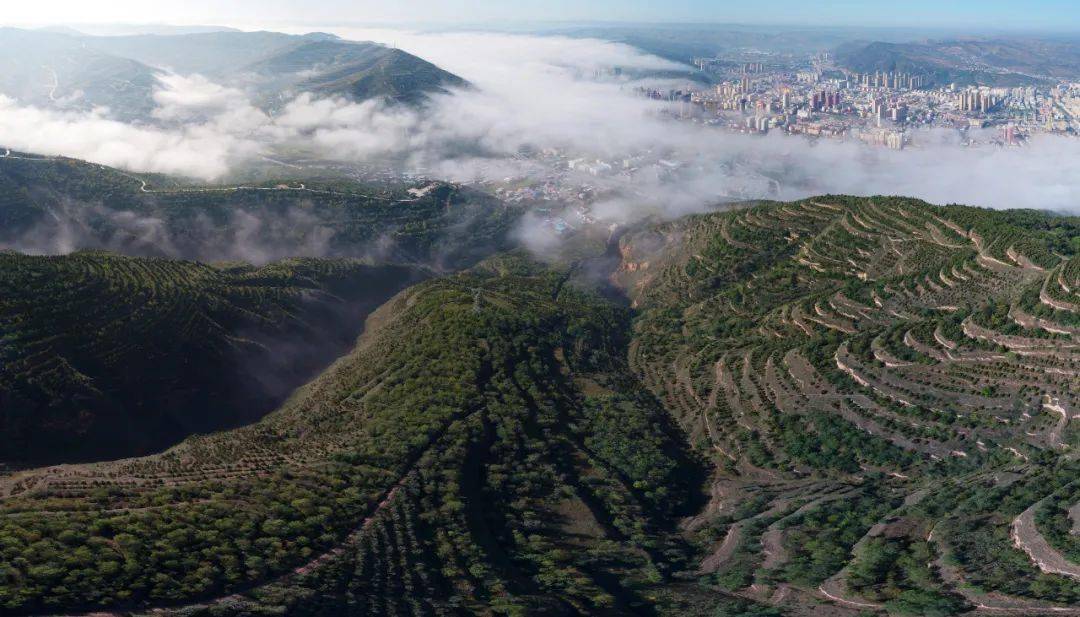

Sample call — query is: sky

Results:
[0,19,1077,261]
[2,23,1077,220]
[3,0,1080,31]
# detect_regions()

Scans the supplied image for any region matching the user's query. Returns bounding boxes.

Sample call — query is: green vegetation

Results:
[2,192,1079,616]
[618,195,1080,613]
[0,28,467,121]
[0,251,427,463]
[0,253,706,614]
[293,41,467,104]
[0,154,516,269]
[776,483,900,586]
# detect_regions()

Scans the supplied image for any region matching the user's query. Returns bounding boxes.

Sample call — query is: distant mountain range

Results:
[540,23,950,63]
[834,36,1080,86]
[538,24,1080,87]
[246,39,467,108]
[0,28,466,121]
[38,23,241,37]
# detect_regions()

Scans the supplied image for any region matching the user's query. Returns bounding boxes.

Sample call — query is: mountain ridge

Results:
[1,190,1078,615]
[0,28,467,122]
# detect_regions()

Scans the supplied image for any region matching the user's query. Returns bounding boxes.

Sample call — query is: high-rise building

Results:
[853,71,926,90]
[1003,124,1019,145]
[871,98,887,120]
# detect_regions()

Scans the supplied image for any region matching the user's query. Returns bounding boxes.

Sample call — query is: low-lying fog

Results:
[0,25,1076,247]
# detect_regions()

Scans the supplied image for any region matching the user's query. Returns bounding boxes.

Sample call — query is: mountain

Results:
[42,24,241,37]
[80,30,332,76]
[0,252,428,464]
[81,31,466,105]
[0,28,162,121]
[0,252,710,614]
[244,40,467,107]
[0,152,515,270]
[302,47,467,105]
[539,23,946,63]
[834,36,1080,86]
[614,195,1080,613]
[1,194,1078,615]
[0,28,467,123]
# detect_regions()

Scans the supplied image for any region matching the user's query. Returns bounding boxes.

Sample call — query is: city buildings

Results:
[648,53,1080,149]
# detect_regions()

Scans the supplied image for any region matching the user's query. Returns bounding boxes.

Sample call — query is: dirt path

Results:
[1043,396,1074,451]
[816,581,883,610]
[758,487,859,572]
[700,524,743,573]
[1042,273,1080,313]
[1012,500,1080,580]
[0,149,421,203]
[46,66,59,101]
[932,524,1080,615]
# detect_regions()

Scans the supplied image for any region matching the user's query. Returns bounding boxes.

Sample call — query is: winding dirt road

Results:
[1012,500,1080,581]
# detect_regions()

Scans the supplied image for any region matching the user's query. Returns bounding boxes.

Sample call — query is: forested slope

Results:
[0,254,720,615]
[615,195,1080,615]
[1,195,1079,616]
[0,153,514,269]
[0,252,427,463]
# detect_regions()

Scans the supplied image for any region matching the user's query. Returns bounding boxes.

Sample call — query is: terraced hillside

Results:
[0,152,514,269]
[615,195,1080,615]
[0,255,731,615]
[0,251,427,464]
[1,195,1078,616]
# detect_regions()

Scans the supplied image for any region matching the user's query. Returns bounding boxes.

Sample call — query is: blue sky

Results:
[3,0,1079,31]
[458,0,1080,30]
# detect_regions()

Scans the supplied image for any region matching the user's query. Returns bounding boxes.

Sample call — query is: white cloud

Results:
[266,27,1080,214]
[0,95,252,178]
[152,73,248,121]
[0,27,1076,221]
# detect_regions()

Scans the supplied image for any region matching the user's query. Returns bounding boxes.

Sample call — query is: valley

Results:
[0,13,1078,617]
[0,187,1077,616]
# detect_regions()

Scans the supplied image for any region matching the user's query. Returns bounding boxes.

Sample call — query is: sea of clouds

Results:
[0,26,1077,225]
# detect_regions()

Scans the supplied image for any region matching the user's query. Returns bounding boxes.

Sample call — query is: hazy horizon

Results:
[3,0,1080,32]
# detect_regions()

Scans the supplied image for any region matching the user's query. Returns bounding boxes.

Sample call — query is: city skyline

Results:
[3,0,1080,31]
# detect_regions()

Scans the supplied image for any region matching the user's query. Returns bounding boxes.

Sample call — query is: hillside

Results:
[300,46,466,105]
[0,252,427,464]
[247,40,467,106]
[0,196,1078,615]
[0,152,515,269]
[833,37,1080,86]
[0,254,715,615]
[0,28,162,121]
[615,195,1080,614]
[0,29,467,122]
